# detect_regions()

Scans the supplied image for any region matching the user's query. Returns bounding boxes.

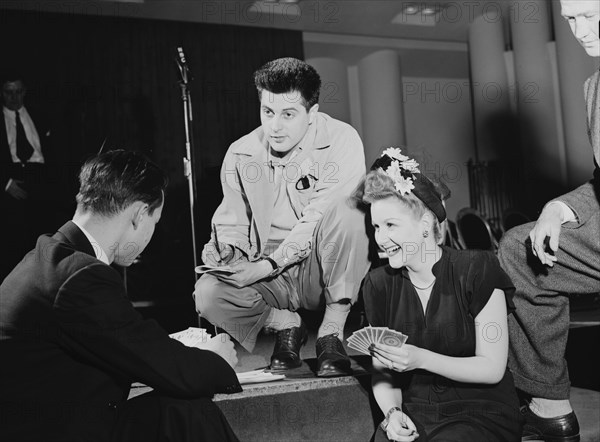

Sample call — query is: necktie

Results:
[15,110,34,164]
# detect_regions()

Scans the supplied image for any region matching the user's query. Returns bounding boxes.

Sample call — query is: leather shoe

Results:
[316,333,352,377]
[270,322,308,371]
[521,405,580,442]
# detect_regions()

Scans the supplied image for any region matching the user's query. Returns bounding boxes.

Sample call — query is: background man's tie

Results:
[15,110,34,164]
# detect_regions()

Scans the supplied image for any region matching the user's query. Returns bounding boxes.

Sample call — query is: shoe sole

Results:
[317,367,352,377]
[546,436,580,442]
[522,435,580,442]
[269,361,303,371]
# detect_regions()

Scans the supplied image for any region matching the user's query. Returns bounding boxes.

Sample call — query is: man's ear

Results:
[308,103,319,124]
[130,202,147,230]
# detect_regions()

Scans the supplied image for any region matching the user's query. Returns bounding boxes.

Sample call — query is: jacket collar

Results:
[55,221,97,258]
[230,112,332,157]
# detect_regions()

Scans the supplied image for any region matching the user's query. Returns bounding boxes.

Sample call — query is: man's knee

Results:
[193,275,226,321]
[498,222,532,268]
[322,197,368,238]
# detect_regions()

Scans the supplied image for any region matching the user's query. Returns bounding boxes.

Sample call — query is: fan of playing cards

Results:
[347,326,408,355]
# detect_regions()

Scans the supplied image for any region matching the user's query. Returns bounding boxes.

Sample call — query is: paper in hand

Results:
[347,326,408,356]
[169,327,210,347]
[236,369,285,385]
[195,264,235,275]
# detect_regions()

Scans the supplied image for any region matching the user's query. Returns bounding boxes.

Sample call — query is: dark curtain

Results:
[0,9,303,330]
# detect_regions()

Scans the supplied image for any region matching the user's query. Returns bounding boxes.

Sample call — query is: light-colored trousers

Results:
[193,197,371,352]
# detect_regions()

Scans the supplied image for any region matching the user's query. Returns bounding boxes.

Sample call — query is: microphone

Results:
[175,46,191,84]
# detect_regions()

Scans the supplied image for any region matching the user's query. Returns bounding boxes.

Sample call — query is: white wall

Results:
[401,77,474,220]
[304,35,475,221]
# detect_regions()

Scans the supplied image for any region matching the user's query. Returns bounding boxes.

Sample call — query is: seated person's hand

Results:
[215,260,273,288]
[197,333,238,368]
[6,179,28,200]
[201,242,243,266]
[529,203,564,267]
[371,354,389,371]
[370,343,423,372]
[385,409,419,441]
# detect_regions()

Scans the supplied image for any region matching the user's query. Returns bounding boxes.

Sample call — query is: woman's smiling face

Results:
[371,197,425,269]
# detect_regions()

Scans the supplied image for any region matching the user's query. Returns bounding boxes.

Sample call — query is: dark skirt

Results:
[371,399,521,442]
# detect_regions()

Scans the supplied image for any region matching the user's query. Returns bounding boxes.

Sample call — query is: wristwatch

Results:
[380,406,403,431]
[263,257,279,276]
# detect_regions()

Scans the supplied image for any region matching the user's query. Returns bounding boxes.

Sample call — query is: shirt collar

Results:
[71,219,110,265]
[267,145,300,168]
[3,105,24,118]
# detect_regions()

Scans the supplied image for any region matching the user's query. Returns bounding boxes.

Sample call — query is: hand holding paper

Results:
[170,328,237,368]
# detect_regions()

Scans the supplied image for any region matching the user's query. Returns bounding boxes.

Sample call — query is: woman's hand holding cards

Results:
[370,342,425,373]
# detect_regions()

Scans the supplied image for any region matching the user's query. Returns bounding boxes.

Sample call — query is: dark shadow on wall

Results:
[0,8,304,331]
[469,109,570,230]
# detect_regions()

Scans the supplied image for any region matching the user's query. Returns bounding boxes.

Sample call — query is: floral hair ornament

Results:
[371,147,448,222]
[379,147,420,195]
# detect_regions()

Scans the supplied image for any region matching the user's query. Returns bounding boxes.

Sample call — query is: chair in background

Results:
[501,208,531,233]
[442,220,464,250]
[455,208,499,252]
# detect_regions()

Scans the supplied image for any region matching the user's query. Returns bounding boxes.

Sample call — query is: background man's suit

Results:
[0,221,241,441]
[0,106,55,279]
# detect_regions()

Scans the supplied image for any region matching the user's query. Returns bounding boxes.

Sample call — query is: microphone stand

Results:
[175,47,200,279]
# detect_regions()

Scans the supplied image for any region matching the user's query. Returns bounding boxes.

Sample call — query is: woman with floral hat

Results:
[360,148,522,441]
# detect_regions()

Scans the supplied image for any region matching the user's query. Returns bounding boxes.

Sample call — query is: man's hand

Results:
[529,203,564,267]
[6,179,28,200]
[197,333,238,368]
[216,260,273,288]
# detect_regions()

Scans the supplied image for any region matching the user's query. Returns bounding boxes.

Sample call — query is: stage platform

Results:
[130,306,599,441]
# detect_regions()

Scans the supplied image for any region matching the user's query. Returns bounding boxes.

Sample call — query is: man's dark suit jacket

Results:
[0,221,242,442]
[0,106,51,190]
[0,107,58,279]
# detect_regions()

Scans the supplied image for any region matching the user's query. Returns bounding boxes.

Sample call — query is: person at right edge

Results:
[498,1,599,441]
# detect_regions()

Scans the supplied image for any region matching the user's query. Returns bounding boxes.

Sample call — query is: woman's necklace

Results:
[411,278,436,291]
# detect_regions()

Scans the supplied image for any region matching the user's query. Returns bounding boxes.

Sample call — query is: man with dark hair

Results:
[0,150,241,442]
[498,1,599,441]
[194,57,370,377]
[0,73,53,279]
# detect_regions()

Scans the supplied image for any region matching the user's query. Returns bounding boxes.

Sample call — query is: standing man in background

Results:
[499,1,599,441]
[0,73,52,280]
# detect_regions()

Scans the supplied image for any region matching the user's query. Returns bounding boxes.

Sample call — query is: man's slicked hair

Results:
[253,57,321,110]
[76,150,168,216]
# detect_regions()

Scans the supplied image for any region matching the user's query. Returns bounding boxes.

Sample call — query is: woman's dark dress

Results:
[364,246,523,442]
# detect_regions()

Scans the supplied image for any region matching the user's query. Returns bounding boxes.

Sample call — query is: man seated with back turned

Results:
[0,150,241,442]
[194,57,371,377]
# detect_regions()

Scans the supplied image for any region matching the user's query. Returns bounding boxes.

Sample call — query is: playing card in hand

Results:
[346,327,408,356]
[379,329,409,347]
